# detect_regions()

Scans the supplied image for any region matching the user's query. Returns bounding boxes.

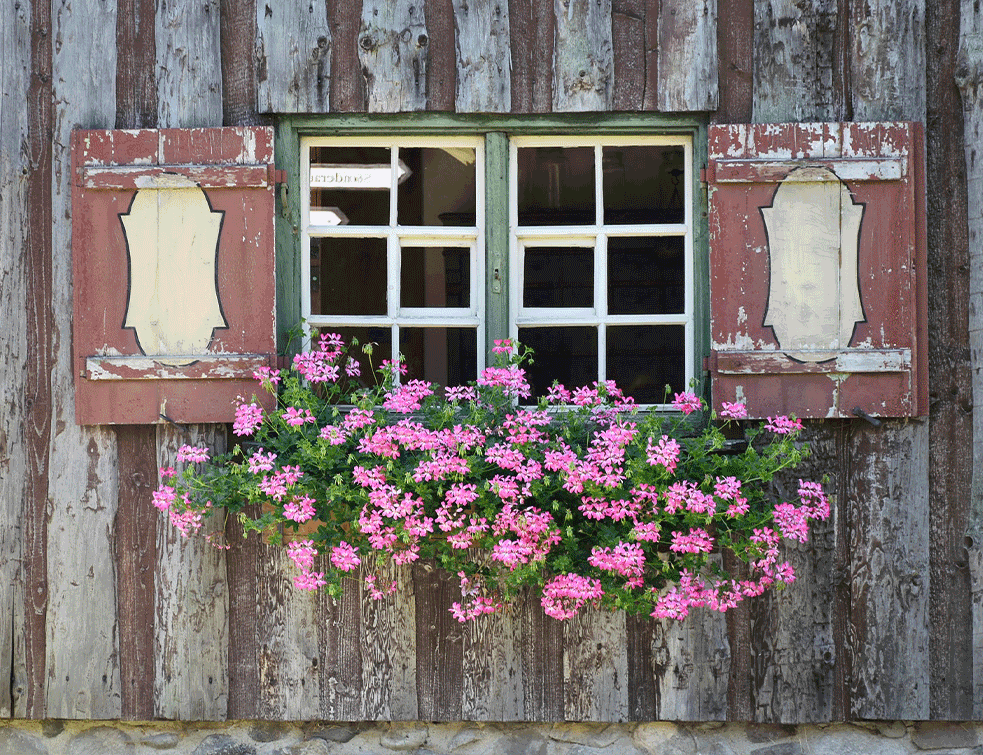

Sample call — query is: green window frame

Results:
[276,114,709,406]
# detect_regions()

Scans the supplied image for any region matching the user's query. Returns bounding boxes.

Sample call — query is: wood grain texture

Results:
[225,504,263,719]
[657,0,717,112]
[563,607,628,721]
[256,0,331,113]
[154,426,228,720]
[358,0,428,112]
[519,589,564,721]
[611,0,645,111]
[115,0,157,129]
[317,578,363,719]
[221,0,259,125]
[427,0,456,110]
[553,0,614,111]
[509,0,553,112]
[752,0,846,123]
[413,563,463,720]
[45,0,121,720]
[453,0,511,112]
[462,599,523,719]
[156,0,223,128]
[713,0,752,123]
[327,0,368,111]
[957,0,983,719]
[848,423,930,719]
[0,0,31,719]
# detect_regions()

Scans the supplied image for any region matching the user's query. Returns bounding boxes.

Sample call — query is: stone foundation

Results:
[0,720,980,755]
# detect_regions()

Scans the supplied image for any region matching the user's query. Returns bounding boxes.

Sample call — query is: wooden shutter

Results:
[72,127,279,424]
[706,122,928,419]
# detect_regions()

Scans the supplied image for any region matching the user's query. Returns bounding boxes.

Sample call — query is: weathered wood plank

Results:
[642,0,659,111]
[156,0,223,128]
[553,0,613,111]
[361,561,418,719]
[225,506,263,719]
[114,428,158,720]
[750,426,846,723]
[611,0,645,111]
[413,563,463,719]
[357,0,428,112]
[453,0,511,112]
[327,0,367,112]
[221,0,258,125]
[956,0,983,720]
[752,0,846,123]
[563,607,628,721]
[317,578,363,719]
[657,0,717,112]
[154,427,228,720]
[0,0,32,720]
[115,0,157,129]
[848,423,930,719]
[427,0,456,110]
[649,608,729,720]
[509,0,553,112]
[924,0,973,720]
[519,589,564,721]
[462,597,523,719]
[714,0,752,123]
[256,0,331,113]
[44,0,121,720]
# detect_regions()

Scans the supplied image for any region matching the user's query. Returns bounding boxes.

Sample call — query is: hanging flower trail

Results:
[154,335,828,622]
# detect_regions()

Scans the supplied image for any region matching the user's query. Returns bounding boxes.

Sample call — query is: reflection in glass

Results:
[607,325,685,403]
[309,146,391,226]
[517,147,595,225]
[602,146,684,224]
[523,246,593,308]
[399,328,478,388]
[518,326,597,398]
[401,247,470,308]
[398,147,478,227]
[608,236,685,315]
[310,238,386,316]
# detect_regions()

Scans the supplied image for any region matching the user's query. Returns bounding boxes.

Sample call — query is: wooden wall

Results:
[0,0,977,722]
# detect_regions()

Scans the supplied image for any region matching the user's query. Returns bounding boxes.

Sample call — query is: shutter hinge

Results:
[703,351,718,373]
[699,165,711,186]
[268,165,287,185]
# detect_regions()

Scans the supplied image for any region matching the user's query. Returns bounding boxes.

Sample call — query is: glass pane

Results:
[309,146,390,226]
[399,328,478,388]
[314,326,393,395]
[517,146,595,225]
[401,247,470,308]
[518,326,597,398]
[608,236,685,314]
[602,145,685,224]
[310,238,386,316]
[397,147,478,227]
[523,246,593,308]
[607,325,685,403]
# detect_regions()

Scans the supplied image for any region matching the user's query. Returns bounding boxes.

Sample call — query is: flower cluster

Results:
[154,334,828,623]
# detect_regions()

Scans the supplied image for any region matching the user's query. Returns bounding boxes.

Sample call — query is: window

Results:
[300,126,699,406]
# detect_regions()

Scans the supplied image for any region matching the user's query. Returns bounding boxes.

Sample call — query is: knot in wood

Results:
[359,35,376,52]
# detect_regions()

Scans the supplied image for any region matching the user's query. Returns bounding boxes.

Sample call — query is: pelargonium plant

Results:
[154,333,829,622]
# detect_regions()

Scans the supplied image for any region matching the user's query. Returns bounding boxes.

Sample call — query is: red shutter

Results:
[72,127,279,424]
[707,122,928,419]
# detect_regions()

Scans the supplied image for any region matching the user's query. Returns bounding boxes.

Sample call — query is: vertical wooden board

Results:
[44,0,122,720]
[657,0,717,112]
[508,0,554,112]
[453,0,511,112]
[751,0,845,123]
[958,0,983,719]
[0,0,31,720]
[626,615,656,719]
[462,600,523,720]
[648,609,729,721]
[553,0,614,111]
[563,607,628,721]
[256,0,331,113]
[358,0,428,112]
[224,507,264,719]
[360,561,419,719]
[850,0,926,122]
[154,426,229,720]
[848,423,930,719]
[611,0,645,111]
[713,0,753,123]
[427,0,456,110]
[221,0,258,125]
[318,577,364,719]
[413,564,464,720]
[749,426,845,723]
[156,0,223,128]
[327,0,368,111]
[115,0,157,128]
[519,589,564,721]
